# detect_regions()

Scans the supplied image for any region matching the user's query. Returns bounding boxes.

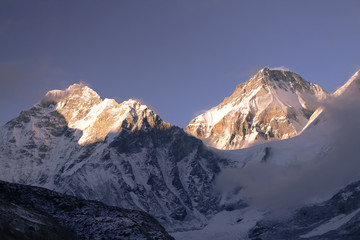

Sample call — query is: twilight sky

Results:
[0,0,359,128]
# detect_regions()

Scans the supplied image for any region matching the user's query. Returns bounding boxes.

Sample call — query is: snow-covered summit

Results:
[301,69,360,134]
[186,67,328,149]
[41,83,100,106]
[39,83,169,145]
[334,69,360,97]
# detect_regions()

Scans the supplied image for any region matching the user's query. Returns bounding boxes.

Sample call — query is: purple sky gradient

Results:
[0,0,359,128]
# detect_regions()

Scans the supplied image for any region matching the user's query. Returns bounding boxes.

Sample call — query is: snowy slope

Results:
[172,69,360,239]
[186,67,328,149]
[1,69,360,239]
[0,83,231,231]
[172,207,263,240]
[333,70,360,97]
[212,70,360,191]
[249,180,360,240]
[300,69,360,134]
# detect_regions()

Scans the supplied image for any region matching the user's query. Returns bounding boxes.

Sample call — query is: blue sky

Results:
[0,0,359,128]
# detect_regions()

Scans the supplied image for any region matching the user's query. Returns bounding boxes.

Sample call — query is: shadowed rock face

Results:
[0,84,231,231]
[0,200,76,240]
[0,180,174,240]
[186,67,328,150]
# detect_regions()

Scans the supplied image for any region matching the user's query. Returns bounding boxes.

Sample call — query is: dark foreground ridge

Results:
[0,180,174,240]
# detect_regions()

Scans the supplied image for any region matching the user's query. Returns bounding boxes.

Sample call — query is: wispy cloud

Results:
[270,66,291,71]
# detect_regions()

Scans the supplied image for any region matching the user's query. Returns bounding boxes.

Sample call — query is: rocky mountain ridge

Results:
[186,67,328,149]
[174,69,360,239]
[0,84,229,231]
[0,180,174,240]
[1,68,360,239]
[40,83,170,146]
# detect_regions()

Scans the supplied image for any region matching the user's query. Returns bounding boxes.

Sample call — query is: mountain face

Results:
[173,70,360,239]
[1,69,360,239]
[40,83,171,146]
[186,67,328,149]
[174,181,360,240]
[0,83,229,231]
[249,180,360,240]
[0,180,174,240]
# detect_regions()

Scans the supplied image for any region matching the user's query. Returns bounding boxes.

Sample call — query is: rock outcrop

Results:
[0,180,174,240]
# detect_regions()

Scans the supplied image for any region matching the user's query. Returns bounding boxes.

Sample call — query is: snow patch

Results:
[172,208,263,240]
[301,208,360,238]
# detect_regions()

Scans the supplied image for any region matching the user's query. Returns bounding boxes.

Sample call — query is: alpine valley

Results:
[1,67,360,240]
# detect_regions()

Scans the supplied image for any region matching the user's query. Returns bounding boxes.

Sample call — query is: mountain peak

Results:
[334,69,360,96]
[252,67,323,97]
[258,66,291,75]
[261,66,270,72]
[41,83,101,107]
[186,69,328,149]
[39,83,168,145]
[123,98,147,110]
[242,67,302,88]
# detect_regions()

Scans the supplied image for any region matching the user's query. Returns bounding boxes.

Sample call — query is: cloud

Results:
[270,66,291,71]
[216,82,360,217]
[192,109,208,118]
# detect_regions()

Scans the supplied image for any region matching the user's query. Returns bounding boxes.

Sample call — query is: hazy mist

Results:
[216,80,360,216]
